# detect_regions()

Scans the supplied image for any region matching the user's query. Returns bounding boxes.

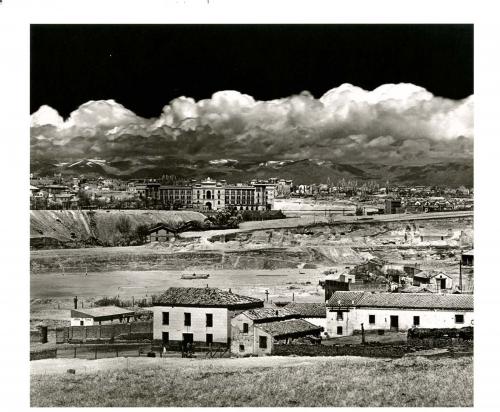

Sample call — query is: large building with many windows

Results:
[134,177,287,211]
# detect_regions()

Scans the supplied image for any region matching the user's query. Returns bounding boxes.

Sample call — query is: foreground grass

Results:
[31,356,473,407]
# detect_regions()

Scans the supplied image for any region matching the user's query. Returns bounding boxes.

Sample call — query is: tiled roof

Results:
[327,291,473,310]
[241,307,296,321]
[71,306,135,319]
[154,287,263,308]
[284,302,326,318]
[398,285,435,293]
[327,291,365,307]
[256,319,323,338]
[463,249,474,256]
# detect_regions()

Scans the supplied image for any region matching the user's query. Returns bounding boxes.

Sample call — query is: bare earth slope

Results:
[30,210,207,246]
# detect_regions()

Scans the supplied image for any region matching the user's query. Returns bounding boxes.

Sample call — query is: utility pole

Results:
[265,289,269,303]
[459,258,463,291]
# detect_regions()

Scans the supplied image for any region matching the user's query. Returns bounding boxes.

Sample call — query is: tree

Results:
[205,209,241,229]
[135,224,149,244]
[115,215,132,236]
[77,189,91,208]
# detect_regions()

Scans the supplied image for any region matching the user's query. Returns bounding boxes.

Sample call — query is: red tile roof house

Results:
[152,287,263,351]
[230,307,323,356]
[326,291,473,338]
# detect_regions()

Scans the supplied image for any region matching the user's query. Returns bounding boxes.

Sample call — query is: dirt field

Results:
[30,268,326,300]
[30,267,327,329]
[30,355,473,407]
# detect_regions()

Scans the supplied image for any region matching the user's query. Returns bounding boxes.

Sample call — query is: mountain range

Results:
[30,157,473,187]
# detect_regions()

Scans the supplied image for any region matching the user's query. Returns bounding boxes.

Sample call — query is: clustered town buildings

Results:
[30,172,473,213]
[147,285,472,355]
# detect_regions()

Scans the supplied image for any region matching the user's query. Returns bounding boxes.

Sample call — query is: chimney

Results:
[228,288,232,293]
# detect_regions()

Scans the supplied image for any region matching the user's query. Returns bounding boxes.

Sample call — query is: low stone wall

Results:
[272,343,412,358]
[30,348,57,361]
[56,321,153,343]
[407,327,473,347]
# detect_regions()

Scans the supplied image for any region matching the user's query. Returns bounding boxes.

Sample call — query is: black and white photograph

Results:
[25,22,479,407]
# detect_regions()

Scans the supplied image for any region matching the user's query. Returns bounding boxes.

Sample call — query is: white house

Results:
[413,271,453,291]
[70,306,135,326]
[325,291,473,337]
[152,287,263,349]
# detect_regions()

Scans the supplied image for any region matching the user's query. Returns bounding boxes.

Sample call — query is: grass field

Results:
[31,355,473,407]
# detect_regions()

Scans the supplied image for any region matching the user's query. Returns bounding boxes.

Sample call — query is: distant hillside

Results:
[30,158,473,187]
[30,210,208,248]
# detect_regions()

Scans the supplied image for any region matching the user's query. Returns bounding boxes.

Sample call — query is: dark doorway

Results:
[205,202,212,210]
[440,278,447,289]
[162,332,169,345]
[182,333,193,345]
[390,315,399,330]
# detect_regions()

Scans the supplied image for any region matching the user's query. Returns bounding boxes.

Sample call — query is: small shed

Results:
[413,271,453,291]
[70,306,135,326]
[146,224,175,242]
[254,319,323,354]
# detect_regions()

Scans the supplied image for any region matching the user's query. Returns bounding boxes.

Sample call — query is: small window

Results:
[184,313,191,326]
[337,326,343,335]
[206,313,213,327]
[413,316,420,326]
[80,320,84,326]
[243,323,249,333]
[369,315,375,325]
[455,314,464,324]
[336,311,343,321]
[162,312,169,325]
[259,336,268,349]
[239,344,245,352]
[206,334,213,345]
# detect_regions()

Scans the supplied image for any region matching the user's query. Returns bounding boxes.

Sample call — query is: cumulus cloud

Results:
[30,83,473,165]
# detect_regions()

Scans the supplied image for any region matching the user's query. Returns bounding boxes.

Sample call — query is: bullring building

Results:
[140,177,283,211]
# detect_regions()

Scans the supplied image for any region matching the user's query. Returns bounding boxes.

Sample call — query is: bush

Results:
[94,296,121,307]
[240,210,286,222]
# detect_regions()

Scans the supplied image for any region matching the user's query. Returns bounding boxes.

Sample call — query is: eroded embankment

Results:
[30,210,207,248]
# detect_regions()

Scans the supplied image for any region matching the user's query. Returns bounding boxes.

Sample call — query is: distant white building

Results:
[325,291,473,337]
[70,306,135,326]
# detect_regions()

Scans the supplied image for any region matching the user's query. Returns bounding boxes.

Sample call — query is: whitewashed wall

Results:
[70,317,94,326]
[326,307,473,337]
[153,306,229,343]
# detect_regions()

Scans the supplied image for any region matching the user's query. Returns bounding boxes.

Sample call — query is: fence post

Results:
[95,346,98,360]
[116,348,119,357]
[74,347,77,358]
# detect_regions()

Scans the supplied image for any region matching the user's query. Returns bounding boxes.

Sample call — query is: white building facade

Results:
[152,287,263,349]
[326,291,473,337]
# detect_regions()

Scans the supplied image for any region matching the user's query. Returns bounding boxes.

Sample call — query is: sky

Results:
[30,24,473,166]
